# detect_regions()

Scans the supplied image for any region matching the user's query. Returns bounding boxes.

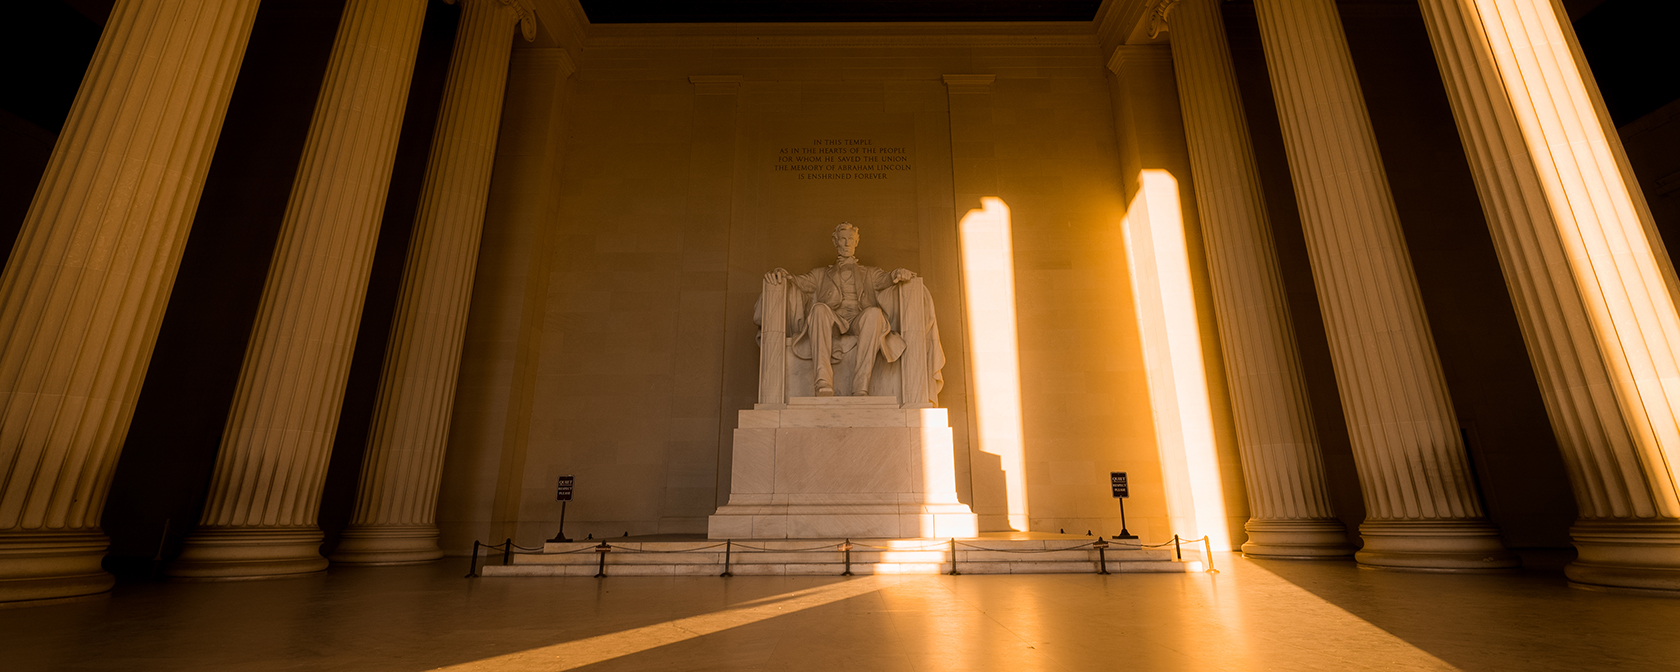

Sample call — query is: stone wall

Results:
[437,29,1215,551]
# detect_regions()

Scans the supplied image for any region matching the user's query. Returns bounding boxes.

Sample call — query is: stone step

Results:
[508,548,1175,565]
[540,539,1155,553]
[481,537,1199,576]
[787,396,900,407]
[482,559,1190,577]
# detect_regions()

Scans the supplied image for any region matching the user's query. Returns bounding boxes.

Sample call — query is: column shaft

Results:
[331,0,536,565]
[1167,0,1350,558]
[168,0,428,579]
[1423,0,1680,591]
[0,0,259,603]
[1253,0,1516,570]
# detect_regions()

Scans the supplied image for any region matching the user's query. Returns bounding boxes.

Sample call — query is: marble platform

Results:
[707,396,978,539]
[482,534,1192,576]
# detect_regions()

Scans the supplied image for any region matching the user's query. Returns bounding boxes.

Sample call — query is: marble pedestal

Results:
[708,397,979,539]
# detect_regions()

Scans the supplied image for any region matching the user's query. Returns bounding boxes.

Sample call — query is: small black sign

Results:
[1110,471,1129,499]
[556,475,574,501]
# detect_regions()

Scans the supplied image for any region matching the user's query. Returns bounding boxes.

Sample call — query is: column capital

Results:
[941,74,995,94]
[1147,0,1182,39]
[689,75,743,95]
[448,0,538,41]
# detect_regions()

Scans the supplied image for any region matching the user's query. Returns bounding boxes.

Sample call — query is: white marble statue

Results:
[715,223,974,539]
[755,222,944,406]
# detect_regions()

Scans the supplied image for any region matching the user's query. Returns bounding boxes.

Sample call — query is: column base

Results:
[328,524,443,565]
[1565,519,1680,595]
[1242,518,1355,559]
[0,530,115,604]
[1355,519,1519,572]
[166,527,327,580]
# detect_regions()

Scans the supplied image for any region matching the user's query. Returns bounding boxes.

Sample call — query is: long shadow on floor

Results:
[1245,553,1680,671]
[0,562,871,672]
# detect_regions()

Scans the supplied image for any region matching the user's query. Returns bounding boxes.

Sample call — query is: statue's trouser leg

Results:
[808,303,840,392]
[851,307,889,395]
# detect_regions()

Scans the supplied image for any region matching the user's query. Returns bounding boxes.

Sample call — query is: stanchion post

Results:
[1203,536,1219,574]
[1174,534,1182,561]
[466,540,480,578]
[503,538,513,565]
[594,541,612,578]
[1110,472,1137,539]
[721,539,733,577]
[549,475,575,542]
[547,500,572,543]
[841,539,854,576]
[948,538,960,576]
[1094,538,1111,574]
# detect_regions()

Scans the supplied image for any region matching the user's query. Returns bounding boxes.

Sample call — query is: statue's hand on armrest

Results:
[890,268,917,284]
[765,268,791,285]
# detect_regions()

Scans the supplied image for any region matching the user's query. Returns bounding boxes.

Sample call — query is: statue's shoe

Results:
[816,383,835,397]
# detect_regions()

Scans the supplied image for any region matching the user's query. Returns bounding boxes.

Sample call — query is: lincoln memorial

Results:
[2,0,1679,669]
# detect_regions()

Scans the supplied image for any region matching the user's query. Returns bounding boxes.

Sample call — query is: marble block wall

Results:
[708,399,977,539]
[437,21,1227,550]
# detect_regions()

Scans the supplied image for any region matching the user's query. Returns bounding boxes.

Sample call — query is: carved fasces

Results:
[756,276,789,405]
[898,278,932,406]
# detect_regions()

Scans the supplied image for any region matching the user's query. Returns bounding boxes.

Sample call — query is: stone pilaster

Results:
[1421,0,1680,592]
[0,0,259,603]
[331,0,538,565]
[1166,0,1350,558]
[943,75,1031,533]
[1252,0,1516,570]
[168,0,429,580]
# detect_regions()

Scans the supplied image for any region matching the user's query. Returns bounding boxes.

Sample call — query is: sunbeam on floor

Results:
[4,554,1680,671]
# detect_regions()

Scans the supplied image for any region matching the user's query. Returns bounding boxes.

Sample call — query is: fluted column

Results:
[331,0,537,566]
[1252,0,1516,571]
[0,0,259,604]
[168,0,428,580]
[1165,0,1350,559]
[1420,0,1680,592]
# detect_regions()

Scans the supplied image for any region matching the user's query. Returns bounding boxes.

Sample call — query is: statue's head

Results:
[832,222,860,257]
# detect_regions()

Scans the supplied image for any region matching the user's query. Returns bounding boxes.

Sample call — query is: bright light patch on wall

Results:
[1122,170,1231,551]
[959,197,1030,531]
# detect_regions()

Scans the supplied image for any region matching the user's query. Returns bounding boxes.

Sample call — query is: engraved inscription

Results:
[772,139,912,180]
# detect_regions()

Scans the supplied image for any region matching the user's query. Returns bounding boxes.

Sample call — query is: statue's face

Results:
[834,231,859,257]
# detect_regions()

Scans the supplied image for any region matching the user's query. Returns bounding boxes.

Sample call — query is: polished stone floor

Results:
[4,553,1678,671]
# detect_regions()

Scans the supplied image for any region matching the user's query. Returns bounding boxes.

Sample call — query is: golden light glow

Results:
[876,538,949,569]
[959,198,1030,531]
[921,421,953,502]
[875,547,945,572]
[1471,0,1680,497]
[433,577,898,671]
[1122,170,1231,551]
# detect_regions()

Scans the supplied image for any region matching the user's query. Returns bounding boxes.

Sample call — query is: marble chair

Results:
[753,275,944,408]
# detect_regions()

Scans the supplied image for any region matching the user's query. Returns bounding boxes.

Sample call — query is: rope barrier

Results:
[464,534,1221,578]
[727,542,847,553]
[606,543,731,554]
